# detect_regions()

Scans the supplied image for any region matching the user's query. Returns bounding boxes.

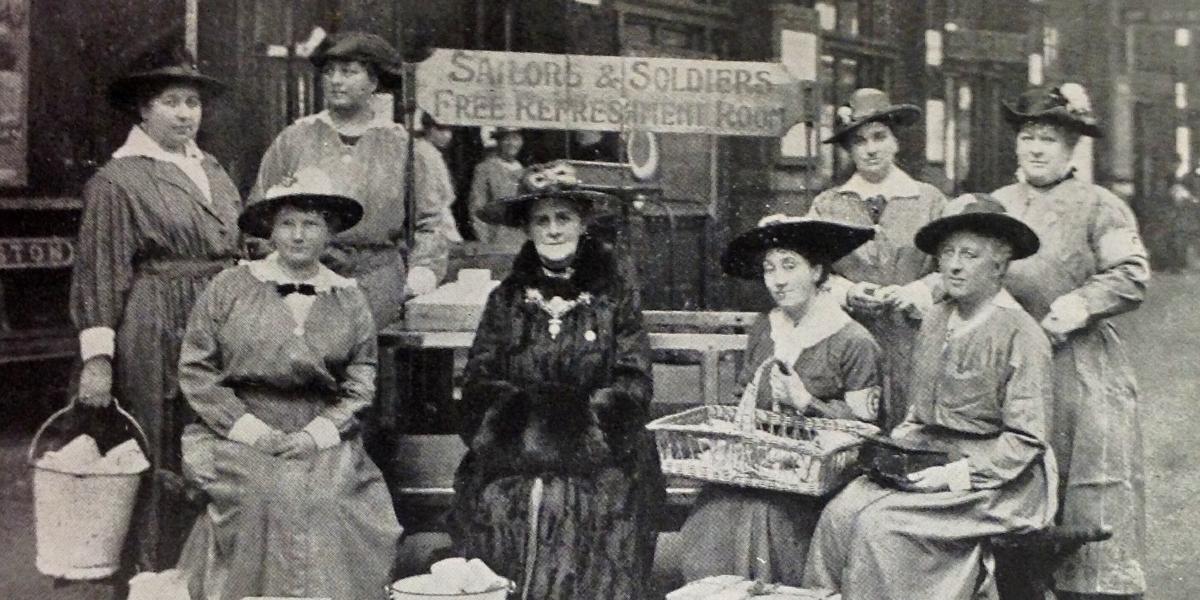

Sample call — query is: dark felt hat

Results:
[721,216,875,280]
[238,167,363,239]
[107,33,227,114]
[914,193,1040,260]
[823,88,921,145]
[1002,83,1103,138]
[310,31,404,90]
[476,161,623,227]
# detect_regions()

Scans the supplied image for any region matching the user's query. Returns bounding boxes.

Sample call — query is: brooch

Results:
[525,288,592,339]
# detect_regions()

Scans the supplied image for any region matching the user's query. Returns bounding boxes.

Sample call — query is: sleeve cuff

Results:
[79,327,115,361]
[227,413,273,446]
[1049,293,1089,329]
[946,458,972,492]
[303,416,342,450]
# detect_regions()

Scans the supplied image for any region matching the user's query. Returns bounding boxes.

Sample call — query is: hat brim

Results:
[721,221,875,280]
[476,188,619,228]
[914,212,1040,260]
[107,70,228,113]
[823,104,921,144]
[1002,103,1103,138]
[238,194,364,239]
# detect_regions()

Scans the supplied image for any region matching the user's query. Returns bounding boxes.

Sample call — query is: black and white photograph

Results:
[0,1,1195,598]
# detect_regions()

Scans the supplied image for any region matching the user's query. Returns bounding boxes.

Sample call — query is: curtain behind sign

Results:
[0,0,28,187]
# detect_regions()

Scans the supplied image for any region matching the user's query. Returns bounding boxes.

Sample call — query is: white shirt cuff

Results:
[227,413,273,446]
[303,416,342,450]
[79,327,115,361]
[1049,293,1089,330]
[946,459,972,492]
[844,387,880,422]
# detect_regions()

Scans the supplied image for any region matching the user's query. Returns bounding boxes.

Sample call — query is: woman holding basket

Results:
[677,215,881,586]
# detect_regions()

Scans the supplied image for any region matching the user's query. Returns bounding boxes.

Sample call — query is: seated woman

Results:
[803,194,1058,600]
[448,162,666,599]
[679,215,882,585]
[176,167,402,600]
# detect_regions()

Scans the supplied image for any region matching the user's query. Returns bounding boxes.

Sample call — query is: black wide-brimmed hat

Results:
[914,193,1040,260]
[1002,83,1103,138]
[238,168,363,238]
[823,88,921,145]
[476,161,623,227]
[107,33,227,114]
[310,31,404,90]
[721,216,875,280]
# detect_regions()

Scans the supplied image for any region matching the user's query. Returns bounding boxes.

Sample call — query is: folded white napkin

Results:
[37,434,148,475]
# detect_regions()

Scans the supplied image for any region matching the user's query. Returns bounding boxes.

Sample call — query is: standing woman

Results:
[679,215,881,585]
[806,88,948,430]
[252,31,448,326]
[448,162,665,599]
[469,127,527,251]
[70,38,241,570]
[993,84,1149,600]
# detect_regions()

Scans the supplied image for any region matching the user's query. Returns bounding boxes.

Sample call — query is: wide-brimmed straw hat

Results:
[310,31,404,90]
[721,215,875,280]
[238,168,363,238]
[107,33,227,114]
[823,88,921,145]
[1002,83,1103,138]
[914,193,1040,260]
[476,161,621,227]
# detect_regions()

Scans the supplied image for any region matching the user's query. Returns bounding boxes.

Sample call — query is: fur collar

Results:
[504,235,618,299]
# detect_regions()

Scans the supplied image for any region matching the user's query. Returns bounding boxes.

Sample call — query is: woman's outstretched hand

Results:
[77,357,114,407]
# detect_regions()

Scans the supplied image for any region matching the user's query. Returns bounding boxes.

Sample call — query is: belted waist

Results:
[135,256,235,279]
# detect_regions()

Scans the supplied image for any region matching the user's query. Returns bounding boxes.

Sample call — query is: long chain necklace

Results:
[524,288,592,339]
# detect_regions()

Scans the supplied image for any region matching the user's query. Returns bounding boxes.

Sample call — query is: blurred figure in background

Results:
[469,127,526,251]
[416,111,464,245]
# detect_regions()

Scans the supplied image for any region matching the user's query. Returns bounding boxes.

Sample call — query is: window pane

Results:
[838,0,859,37]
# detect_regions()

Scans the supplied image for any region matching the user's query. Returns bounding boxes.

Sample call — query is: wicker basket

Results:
[647,405,879,496]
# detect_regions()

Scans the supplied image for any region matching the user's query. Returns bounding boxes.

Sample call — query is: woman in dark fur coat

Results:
[448,161,665,600]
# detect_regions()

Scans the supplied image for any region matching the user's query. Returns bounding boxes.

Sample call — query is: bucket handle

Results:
[27,396,151,467]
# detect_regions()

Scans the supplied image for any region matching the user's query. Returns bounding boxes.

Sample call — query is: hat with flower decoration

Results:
[1002,83,1103,138]
[238,167,363,238]
[721,215,875,280]
[107,30,227,114]
[823,88,921,145]
[476,160,626,227]
[915,193,1040,260]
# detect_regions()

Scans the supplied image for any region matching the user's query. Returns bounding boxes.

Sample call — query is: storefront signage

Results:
[0,237,75,269]
[415,49,816,137]
[0,0,29,186]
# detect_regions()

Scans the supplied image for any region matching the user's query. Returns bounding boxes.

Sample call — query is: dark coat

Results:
[449,235,665,599]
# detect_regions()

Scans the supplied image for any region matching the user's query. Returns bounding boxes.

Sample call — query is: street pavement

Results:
[2,269,1198,599]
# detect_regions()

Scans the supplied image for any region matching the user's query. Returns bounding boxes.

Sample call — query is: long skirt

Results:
[679,486,822,586]
[804,470,1051,600]
[449,465,658,600]
[178,425,402,600]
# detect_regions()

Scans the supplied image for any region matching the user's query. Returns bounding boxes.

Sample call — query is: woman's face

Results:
[762,248,822,311]
[847,121,898,182]
[498,132,523,160]
[1016,122,1075,186]
[526,197,585,262]
[322,60,378,112]
[270,206,332,271]
[139,83,202,152]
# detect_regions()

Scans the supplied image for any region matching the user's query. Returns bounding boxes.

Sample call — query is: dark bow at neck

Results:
[276,283,317,296]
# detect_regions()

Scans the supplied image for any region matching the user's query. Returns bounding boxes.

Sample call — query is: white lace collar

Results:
[946,289,1020,340]
[245,252,356,293]
[768,291,852,366]
[112,125,204,161]
[839,166,920,198]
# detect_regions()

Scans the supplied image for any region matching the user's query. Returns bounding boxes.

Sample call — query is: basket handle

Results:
[26,396,151,467]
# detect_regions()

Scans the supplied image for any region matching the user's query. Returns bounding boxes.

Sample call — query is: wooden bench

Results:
[991,525,1114,600]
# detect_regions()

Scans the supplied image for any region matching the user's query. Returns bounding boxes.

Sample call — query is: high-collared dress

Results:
[176,255,401,600]
[251,109,448,326]
[993,175,1150,595]
[69,125,242,570]
[679,294,880,586]
[807,167,947,431]
[804,291,1057,600]
[468,154,526,250]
